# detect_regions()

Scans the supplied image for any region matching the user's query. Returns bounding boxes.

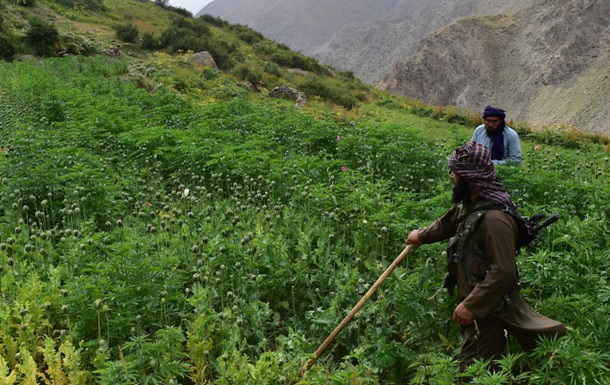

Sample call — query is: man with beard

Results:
[406,141,565,373]
[472,106,522,166]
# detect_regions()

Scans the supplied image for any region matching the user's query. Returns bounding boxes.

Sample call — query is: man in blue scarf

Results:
[471,106,522,166]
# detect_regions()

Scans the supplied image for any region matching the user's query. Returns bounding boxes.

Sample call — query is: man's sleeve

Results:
[471,126,484,143]
[505,129,522,165]
[417,205,460,244]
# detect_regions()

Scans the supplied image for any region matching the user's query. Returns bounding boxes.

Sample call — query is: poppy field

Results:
[1,56,609,384]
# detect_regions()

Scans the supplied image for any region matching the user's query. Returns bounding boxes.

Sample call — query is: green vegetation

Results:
[0,1,609,384]
[114,22,139,43]
[50,0,106,11]
[24,17,60,57]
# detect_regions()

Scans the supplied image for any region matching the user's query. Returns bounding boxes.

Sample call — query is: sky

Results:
[168,0,214,14]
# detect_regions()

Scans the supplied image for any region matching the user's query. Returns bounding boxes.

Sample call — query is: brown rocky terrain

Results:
[378,0,610,134]
[198,0,407,53]
[199,0,540,84]
[310,0,541,84]
[200,0,609,134]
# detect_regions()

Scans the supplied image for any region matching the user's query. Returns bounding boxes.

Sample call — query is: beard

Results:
[485,127,497,136]
[486,122,505,137]
[452,179,472,204]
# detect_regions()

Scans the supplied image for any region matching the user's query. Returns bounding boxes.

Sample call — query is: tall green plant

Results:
[1,49,609,385]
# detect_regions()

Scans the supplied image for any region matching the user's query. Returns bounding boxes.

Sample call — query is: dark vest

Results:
[443,200,518,311]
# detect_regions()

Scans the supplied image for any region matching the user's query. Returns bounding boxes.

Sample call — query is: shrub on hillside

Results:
[252,40,276,56]
[51,0,106,11]
[270,50,324,74]
[160,31,197,52]
[167,5,192,17]
[159,19,237,70]
[52,0,74,8]
[237,29,263,45]
[232,64,263,85]
[338,70,357,81]
[263,62,282,77]
[114,23,139,44]
[231,24,264,45]
[0,35,16,61]
[276,42,291,51]
[297,77,359,110]
[14,0,37,7]
[204,38,237,70]
[181,17,214,35]
[252,40,328,76]
[81,0,106,11]
[60,33,98,55]
[260,73,283,89]
[25,17,60,57]
[199,14,229,28]
[141,32,161,50]
[54,0,74,8]
[159,18,211,50]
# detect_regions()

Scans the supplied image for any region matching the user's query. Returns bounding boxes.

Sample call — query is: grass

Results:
[0,1,609,384]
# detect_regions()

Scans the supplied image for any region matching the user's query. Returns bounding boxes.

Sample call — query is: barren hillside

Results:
[199,0,540,84]
[378,0,610,134]
[198,0,403,52]
[199,0,610,134]
[311,0,540,84]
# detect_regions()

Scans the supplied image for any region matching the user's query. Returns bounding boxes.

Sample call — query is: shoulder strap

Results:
[457,209,488,252]
[456,202,507,252]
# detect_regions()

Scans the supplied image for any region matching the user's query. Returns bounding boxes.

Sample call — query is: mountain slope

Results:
[310,0,541,84]
[198,0,609,133]
[199,0,401,53]
[198,0,540,84]
[378,0,610,134]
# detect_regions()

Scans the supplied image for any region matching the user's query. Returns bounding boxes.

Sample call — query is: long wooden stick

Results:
[292,244,415,383]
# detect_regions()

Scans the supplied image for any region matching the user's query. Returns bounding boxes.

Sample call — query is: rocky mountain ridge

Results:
[199,0,610,134]
[199,0,539,84]
[199,0,408,53]
[378,0,610,134]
